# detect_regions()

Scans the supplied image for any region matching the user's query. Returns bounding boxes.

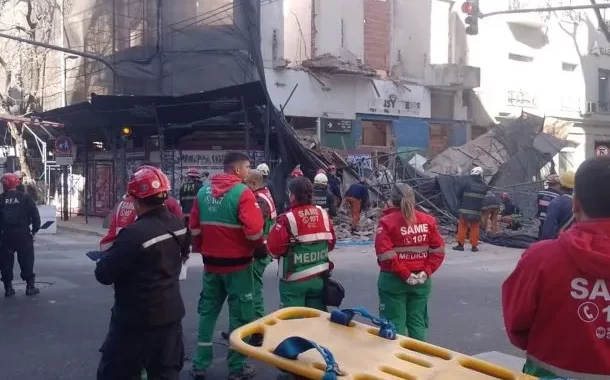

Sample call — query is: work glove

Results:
[253,245,269,260]
[405,273,419,286]
[417,271,428,284]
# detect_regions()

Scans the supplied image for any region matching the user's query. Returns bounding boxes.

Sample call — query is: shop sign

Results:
[368,80,424,117]
[591,41,610,57]
[369,93,421,116]
[323,118,353,134]
[507,90,537,108]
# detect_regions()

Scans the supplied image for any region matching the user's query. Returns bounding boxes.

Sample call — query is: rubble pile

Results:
[333,206,380,242]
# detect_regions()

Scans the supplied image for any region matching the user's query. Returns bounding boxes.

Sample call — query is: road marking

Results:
[473,351,525,373]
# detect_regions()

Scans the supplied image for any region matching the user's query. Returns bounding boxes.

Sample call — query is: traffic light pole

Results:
[481,3,610,19]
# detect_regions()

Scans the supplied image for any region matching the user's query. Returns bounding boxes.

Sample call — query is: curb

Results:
[57,225,106,237]
[336,240,373,246]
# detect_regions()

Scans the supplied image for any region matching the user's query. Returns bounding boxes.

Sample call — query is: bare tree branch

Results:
[590,0,610,43]
[20,0,38,31]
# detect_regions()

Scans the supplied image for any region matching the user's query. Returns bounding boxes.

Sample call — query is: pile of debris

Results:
[333,206,380,242]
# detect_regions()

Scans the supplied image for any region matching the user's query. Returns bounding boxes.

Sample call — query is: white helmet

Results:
[256,163,270,176]
[14,170,24,179]
[470,166,484,176]
[314,173,328,186]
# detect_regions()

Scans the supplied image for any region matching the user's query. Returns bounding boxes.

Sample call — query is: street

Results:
[0,231,526,379]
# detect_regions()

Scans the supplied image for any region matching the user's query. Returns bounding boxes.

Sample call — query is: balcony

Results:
[505,0,551,28]
[424,64,481,90]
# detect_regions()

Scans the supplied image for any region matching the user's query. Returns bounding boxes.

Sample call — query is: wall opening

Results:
[361,120,392,147]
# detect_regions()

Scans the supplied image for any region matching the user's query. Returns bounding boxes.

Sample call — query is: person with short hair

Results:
[374,183,445,341]
[189,152,265,380]
[267,176,336,311]
[540,171,575,240]
[95,166,188,380]
[502,156,610,378]
[536,174,562,239]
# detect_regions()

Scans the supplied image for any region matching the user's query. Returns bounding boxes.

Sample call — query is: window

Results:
[195,0,234,26]
[562,62,577,72]
[598,69,610,112]
[361,120,391,147]
[508,53,533,63]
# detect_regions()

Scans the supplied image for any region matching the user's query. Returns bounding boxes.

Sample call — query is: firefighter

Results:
[284,166,304,211]
[189,152,265,380]
[95,166,189,380]
[179,167,203,219]
[313,172,337,217]
[344,178,370,232]
[220,169,277,346]
[502,156,610,378]
[267,176,336,311]
[536,174,561,239]
[99,164,183,251]
[14,170,38,202]
[374,183,445,340]
[0,172,41,297]
[481,191,501,233]
[453,167,488,252]
[256,163,276,205]
[540,171,575,240]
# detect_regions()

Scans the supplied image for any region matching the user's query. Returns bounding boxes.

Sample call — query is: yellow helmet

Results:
[559,171,575,189]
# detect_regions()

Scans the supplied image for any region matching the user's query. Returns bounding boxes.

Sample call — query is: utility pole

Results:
[480,3,610,19]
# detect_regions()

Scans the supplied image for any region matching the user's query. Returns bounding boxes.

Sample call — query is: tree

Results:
[590,0,610,43]
[0,0,65,180]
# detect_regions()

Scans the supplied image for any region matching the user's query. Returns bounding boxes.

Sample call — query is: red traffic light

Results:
[461,1,473,14]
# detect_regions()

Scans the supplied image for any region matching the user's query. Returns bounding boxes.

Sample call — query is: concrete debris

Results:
[334,206,380,242]
[301,53,377,77]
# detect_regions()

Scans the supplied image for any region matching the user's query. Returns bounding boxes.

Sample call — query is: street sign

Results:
[55,135,75,165]
[595,145,609,156]
[322,118,353,134]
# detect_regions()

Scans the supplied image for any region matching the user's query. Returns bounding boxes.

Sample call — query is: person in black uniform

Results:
[179,167,203,220]
[535,174,561,239]
[313,171,337,217]
[0,172,41,297]
[95,166,189,380]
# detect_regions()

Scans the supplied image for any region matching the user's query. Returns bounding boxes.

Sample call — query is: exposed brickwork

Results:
[364,0,391,72]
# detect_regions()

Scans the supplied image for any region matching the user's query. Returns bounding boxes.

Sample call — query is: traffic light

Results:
[121,126,132,137]
[461,0,480,36]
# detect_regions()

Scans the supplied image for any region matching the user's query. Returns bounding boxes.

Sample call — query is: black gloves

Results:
[253,245,269,260]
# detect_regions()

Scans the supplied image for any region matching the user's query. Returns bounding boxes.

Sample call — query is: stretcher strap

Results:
[273,336,341,380]
[330,307,397,340]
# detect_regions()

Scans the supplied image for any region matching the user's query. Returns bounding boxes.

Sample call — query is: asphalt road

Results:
[0,231,525,379]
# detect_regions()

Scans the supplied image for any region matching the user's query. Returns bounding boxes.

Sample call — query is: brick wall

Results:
[364,0,391,72]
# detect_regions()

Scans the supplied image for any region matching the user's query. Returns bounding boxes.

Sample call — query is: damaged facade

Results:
[262,0,481,169]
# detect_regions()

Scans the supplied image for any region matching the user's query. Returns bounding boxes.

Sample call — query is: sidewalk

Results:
[57,215,107,237]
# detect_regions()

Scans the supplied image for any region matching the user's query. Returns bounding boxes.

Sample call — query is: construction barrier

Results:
[37,205,57,234]
[230,307,538,380]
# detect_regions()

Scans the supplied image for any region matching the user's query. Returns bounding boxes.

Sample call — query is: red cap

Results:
[316,169,326,175]
[1,173,20,190]
[127,166,171,199]
[186,167,200,177]
[291,169,304,177]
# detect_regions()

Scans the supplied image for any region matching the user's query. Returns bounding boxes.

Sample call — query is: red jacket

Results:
[374,208,445,280]
[267,204,337,257]
[189,174,264,274]
[502,220,610,378]
[99,195,183,250]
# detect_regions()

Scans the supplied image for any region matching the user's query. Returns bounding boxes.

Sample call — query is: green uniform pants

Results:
[522,358,557,378]
[253,256,271,319]
[279,276,326,311]
[377,271,431,341]
[193,265,255,374]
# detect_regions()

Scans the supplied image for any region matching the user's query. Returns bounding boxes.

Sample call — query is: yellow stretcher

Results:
[230,307,538,380]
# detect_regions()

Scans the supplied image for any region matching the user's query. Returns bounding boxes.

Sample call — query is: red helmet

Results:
[127,166,171,199]
[291,169,304,177]
[1,173,20,190]
[186,167,200,178]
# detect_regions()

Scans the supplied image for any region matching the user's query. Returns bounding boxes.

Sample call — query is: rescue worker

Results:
[95,166,188,380]
[313,172,337,217]
[256,163,276,205]
[502,155,610,379]
[344,178,370,232]
[540,171,575,240]
[179,167,203,218]
[100,164,184,251]
[500,193,521,222]
[15,170,38,202]
[267,176,336,311]
[327,165,342,208]
[0,172,41,297]
[453,167,488,252]
[374,183,445,340]
[535,174,561,239]
[284,166,304,211]
[480,191,501,233]
[220,169,277,346]
[189,152,265,380]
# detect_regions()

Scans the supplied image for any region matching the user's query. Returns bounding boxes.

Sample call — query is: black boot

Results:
[4,283,15,298]
[452,243,464,251]
[25,281,39,296]
[221,331,229,340]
